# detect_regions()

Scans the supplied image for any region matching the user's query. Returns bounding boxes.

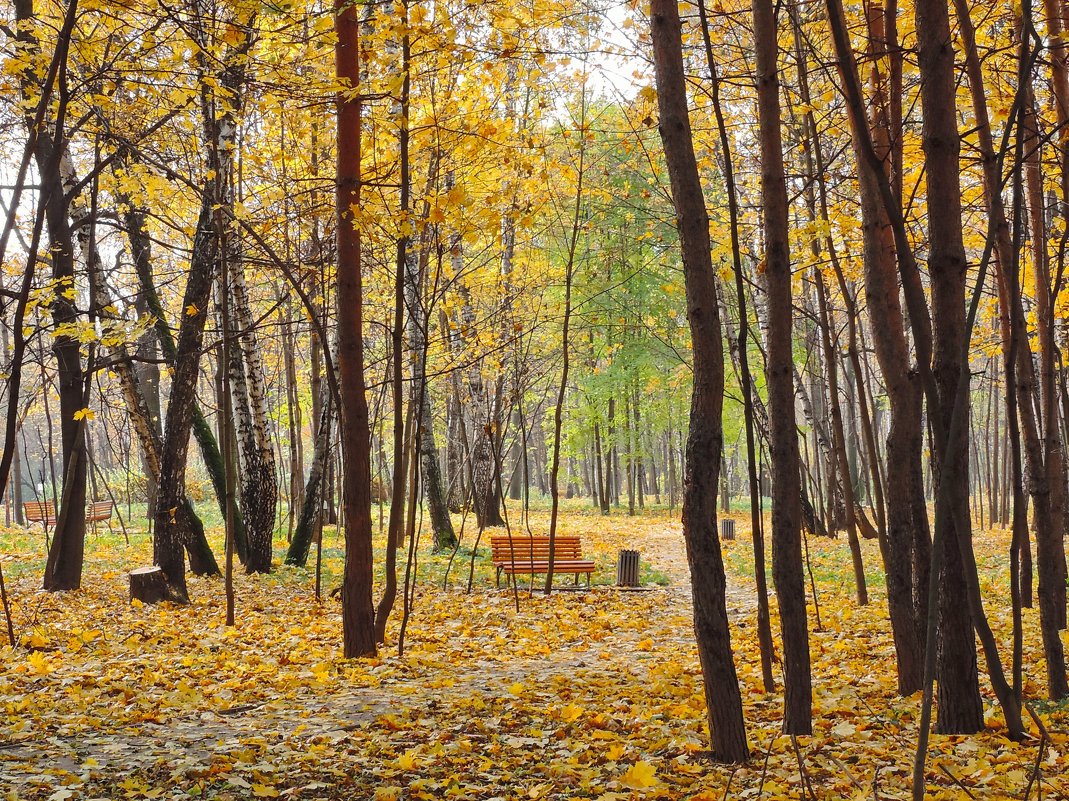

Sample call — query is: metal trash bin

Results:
[617,549,640,587]
[721,518,736,540]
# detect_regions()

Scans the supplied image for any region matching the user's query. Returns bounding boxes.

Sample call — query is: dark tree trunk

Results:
[651,0,749,762]
[337,0,376,658]
[286,392,333,567]
[754,0,811,735]
[153,202,221,602]
[16,0,88,592]
[826,0,928,697]
[117,157,239,567]
[915,0,984,733]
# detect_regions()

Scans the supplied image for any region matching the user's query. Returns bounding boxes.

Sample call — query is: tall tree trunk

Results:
[408,157,456,550]
[15,0,88,592]
[915,0,984,733]
[337,0,376,658]
[754,0,811,735]
[697,0,776,691]
[1023,87,1069,697]
[826,0,928,697]
[651,0,749,761]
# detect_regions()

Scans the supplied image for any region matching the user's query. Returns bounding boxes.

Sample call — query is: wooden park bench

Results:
[24,500,113,528]
[24,501,57,527]
[489,534,595,588]
[86,501,113,524]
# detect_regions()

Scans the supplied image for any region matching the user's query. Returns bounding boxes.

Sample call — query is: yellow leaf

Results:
[251,784,279,798]
[73,408,94,421]
[394,749,419,770]
[27,650,55,675]
[558,703,584,723]
[186,303,200,317]
[508,682,525,696]
[620,761,658,789]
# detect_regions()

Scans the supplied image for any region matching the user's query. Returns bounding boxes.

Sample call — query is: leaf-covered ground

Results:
[0,507,1066,800]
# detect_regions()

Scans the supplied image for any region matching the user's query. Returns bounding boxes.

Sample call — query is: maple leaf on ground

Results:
[619,761,658,789]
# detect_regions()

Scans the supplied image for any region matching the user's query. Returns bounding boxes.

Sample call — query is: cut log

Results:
[129,566,170,604]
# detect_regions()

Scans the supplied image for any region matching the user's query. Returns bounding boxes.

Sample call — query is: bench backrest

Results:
[490,535,584,561]
[24,501,56,522]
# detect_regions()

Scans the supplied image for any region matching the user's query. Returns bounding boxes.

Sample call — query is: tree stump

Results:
[129,566,169,604]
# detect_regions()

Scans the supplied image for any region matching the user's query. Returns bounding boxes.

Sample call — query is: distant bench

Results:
[24,501,56,526]
[24,500,113,528]
[489,534,595,588]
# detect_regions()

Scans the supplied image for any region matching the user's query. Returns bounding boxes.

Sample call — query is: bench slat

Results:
[499,561,595,572]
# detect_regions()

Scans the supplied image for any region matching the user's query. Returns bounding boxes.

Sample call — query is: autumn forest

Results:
[0,0,1067,797]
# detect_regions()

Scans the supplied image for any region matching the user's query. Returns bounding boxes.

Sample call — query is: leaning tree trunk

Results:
[153,201,221,602]
[286,391,333,567]
[115,152,244,566]
[651,0,749,762]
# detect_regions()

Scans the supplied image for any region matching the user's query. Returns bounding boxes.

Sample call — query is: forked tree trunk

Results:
[651,0,749,761]
[953,0,1063,697]
[826,0,929,697]
[115,152,243,566]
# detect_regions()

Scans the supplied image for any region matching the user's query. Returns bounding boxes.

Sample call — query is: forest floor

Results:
[0,505,1066,800]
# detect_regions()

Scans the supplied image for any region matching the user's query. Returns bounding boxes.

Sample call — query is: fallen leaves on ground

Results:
[0,507,1065,799]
